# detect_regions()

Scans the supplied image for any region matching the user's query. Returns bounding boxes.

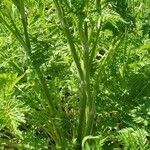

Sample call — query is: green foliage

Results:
[0,73,29,139]
[0,0,150,149]
[118,128,149,150]
[82,134,106,150]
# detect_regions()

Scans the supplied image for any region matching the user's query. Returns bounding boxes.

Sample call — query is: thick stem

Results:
[20,1,56,114]
[77,16,92,134]
[53,1,87,148]
[53,0,84,81]
[53,1,89,148]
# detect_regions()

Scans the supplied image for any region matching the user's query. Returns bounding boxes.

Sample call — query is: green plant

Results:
[0,0,149,149]
[118,128,150,150]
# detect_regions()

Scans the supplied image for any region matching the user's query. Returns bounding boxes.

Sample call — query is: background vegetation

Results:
[0,0,150,149]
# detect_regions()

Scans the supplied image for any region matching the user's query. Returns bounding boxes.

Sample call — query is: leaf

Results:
[0,73,29,138]
[82,134,105,149]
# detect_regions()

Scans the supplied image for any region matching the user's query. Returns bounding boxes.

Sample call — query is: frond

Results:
[0,73,29,138]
